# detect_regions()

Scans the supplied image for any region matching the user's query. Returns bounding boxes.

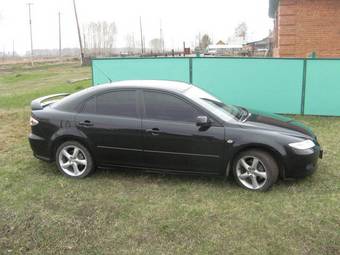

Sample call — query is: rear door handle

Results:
[78,120,93,127]
[146,128,160,135]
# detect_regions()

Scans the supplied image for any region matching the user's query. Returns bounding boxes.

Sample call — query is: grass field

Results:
[0,62,339,254]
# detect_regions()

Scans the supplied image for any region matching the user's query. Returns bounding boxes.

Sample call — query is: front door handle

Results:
[146,128,160,136]
[78,120,93,127]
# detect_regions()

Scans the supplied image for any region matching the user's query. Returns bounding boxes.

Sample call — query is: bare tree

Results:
[234,22,248,40]
[149,38,163,52]
[125,33,136,51]
[200,34,212,50]
[84,21,117,56]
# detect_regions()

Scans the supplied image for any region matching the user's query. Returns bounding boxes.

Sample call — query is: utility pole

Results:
[83,33,86,54]
[2,45,5,63]
[12,40,15,57]
[139,16,144,55]
[198,32,201,49]
[73,0,84,65]
[58,12,62,59]
[160,19,164,53]
[183,41,186,56]
[27,3,34,66]
[132,32,136,49]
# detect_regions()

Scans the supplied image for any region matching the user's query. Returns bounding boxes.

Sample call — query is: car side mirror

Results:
[196,116,210,126]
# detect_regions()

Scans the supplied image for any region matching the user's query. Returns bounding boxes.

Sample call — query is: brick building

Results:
[269,0,340,58]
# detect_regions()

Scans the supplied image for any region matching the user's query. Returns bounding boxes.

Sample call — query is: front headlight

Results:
[289,140,315,150]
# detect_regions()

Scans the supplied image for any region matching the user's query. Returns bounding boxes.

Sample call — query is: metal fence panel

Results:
[192,58,304,114]
[92,58,190,85]
[92,57,340,116]
[304,60,340,116]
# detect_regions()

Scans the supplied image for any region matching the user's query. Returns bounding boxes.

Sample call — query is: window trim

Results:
[141,89,221,125]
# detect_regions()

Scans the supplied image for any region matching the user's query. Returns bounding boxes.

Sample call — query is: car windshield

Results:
[183,86,243,122]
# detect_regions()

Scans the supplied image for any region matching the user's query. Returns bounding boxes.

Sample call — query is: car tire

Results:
[232,149,279,191]
[56,141,94,178]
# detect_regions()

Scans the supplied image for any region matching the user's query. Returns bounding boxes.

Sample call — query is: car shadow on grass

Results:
[36,160,319,193]
[36,160,238,189]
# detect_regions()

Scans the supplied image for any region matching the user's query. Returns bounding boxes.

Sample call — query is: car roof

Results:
[51,80,193,112]
[98,80,192,93]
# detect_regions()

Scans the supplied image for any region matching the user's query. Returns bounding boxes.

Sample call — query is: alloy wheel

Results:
[58,145,87,177]
[235,156,268,190]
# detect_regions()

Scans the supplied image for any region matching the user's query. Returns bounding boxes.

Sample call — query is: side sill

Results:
[97,164,221,176]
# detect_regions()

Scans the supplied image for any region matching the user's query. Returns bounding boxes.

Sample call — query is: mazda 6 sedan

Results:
[29,80,322,191]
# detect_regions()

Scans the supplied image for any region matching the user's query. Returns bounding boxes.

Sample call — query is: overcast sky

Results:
[0,0,273,55]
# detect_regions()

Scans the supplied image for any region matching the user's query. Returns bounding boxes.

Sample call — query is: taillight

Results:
[30,116,39,126]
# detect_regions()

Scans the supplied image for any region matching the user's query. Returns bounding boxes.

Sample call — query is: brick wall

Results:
[273,0,340,57]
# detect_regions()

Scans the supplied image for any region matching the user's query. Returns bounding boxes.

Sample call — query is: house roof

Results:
[269,0,279,18]
[246,37,270,46]
[207,44,243,49]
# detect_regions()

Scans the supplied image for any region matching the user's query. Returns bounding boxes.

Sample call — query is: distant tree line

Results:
[83,21,117,56]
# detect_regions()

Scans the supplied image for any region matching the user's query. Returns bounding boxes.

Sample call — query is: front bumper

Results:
[283,145,322,179]
[28,133,53,162]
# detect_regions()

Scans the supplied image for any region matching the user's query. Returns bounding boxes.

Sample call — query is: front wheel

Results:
[56,141,94,178]
[232,150,279,191]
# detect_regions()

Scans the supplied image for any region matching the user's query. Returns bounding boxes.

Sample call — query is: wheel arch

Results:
[50,135,95,161]
[226,144,286,179]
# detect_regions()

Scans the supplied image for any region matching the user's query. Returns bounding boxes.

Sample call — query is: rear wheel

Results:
[232,150,279,191]
[56,141,94,178]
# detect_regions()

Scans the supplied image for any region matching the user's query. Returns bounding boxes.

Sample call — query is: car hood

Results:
[240,109,315,139]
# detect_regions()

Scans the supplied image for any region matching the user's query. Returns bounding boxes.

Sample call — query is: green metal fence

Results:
[304,59,340,116]
[92,58,190,84]
[192,58,304,114]
[92,57,340,116]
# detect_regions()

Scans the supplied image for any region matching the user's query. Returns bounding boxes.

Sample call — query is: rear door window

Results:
[82,90,138,118]
[82,97,96,114]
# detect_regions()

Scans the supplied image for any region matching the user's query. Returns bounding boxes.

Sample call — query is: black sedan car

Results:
[29,80,322,191]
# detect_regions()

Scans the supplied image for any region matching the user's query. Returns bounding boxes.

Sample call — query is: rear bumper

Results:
[29,133,53,162]
[283,145,322,179]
